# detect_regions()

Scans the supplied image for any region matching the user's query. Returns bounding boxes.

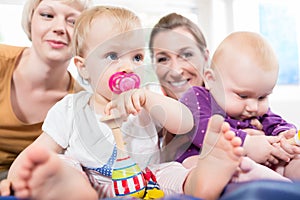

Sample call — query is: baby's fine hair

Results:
[21,0,92,41]
[72,5,142,57]
[212,31,278,71]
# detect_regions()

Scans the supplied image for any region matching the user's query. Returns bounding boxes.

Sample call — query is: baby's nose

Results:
[246,99,258,112]
[118,61,134,73]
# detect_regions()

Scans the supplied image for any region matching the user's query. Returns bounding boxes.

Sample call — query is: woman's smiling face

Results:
[152,27,208,99]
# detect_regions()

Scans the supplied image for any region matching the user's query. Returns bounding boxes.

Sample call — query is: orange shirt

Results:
[0,44,82,172]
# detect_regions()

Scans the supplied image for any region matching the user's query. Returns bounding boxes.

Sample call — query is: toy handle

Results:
[100,114,127,158]
[111,127,126,156]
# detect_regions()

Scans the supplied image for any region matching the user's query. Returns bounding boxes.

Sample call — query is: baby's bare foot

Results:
[13,146,97,200]
[185,115,244,200]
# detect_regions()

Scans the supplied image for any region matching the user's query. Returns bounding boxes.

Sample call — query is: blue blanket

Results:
[1,180,300,200]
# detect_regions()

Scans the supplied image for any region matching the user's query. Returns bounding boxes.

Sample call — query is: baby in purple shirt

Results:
[179,31,300,180]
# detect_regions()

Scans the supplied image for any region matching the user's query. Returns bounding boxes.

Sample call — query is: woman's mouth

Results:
[47,40,67,49]
[168,78,190,87]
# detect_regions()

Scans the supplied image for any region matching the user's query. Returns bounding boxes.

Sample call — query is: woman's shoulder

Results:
[0,43,26,59]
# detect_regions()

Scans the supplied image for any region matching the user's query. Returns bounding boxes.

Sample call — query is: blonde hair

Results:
[21,0,92,41]
[72,5,141,57]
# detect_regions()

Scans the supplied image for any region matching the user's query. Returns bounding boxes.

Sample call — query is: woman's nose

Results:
[170,59,184,77]
[53,18,66,35]
[169,58,184,75]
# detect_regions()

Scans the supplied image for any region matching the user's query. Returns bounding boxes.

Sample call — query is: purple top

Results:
[175,86,296,163]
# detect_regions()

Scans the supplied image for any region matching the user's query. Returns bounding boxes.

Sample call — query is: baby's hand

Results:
[279,129,300,155]
[250,118,263,130]
[244,134,291,165]
[105,89,146,117]
[0,179,12,196]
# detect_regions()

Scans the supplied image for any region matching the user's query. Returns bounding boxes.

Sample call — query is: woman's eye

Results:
[156,57,168,63]
[134,54,144,63]
[40,13,54,19]
[106,53,118,61]
[180,52,193,59]
[67,18,76,26]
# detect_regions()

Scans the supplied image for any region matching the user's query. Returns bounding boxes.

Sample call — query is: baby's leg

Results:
[184,115,244,200]
[182,155,198,169]
[12,145,98,200]
[283,155,300,179]
[232,157,291,182]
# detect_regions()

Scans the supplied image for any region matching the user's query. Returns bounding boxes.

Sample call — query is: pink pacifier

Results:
[109,72,141,94]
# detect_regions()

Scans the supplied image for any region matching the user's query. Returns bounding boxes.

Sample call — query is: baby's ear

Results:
[203,68,215,90]
[74,56,89,80]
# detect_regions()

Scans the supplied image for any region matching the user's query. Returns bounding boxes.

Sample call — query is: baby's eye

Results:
[238,94,248,99]
[134,54,144,63]
[106,52,118,61]
[258,96,267,101]
[40,13,54,19]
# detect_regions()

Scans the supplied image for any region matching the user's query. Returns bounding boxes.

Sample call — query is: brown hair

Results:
[149,13,207,58]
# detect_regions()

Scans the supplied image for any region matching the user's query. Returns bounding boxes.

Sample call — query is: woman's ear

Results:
[203,68,215,90]
[203,49,210,62]
[74,56,89,80]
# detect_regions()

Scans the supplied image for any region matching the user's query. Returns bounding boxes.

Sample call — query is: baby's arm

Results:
[105,88,194,135]
[143,89,194,134]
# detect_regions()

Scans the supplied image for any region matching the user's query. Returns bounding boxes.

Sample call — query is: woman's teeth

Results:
[169,80,188,87]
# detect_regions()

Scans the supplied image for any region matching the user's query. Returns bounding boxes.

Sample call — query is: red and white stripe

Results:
[114,173,145,196]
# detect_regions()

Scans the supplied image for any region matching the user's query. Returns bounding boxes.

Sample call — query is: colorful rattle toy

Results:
[100,114,146,198]
[101,71,146,198]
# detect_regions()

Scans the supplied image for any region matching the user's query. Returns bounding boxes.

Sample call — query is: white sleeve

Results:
[42,94,75,149]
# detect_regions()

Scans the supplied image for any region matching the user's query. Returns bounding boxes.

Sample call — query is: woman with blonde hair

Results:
[0,0,91,181]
